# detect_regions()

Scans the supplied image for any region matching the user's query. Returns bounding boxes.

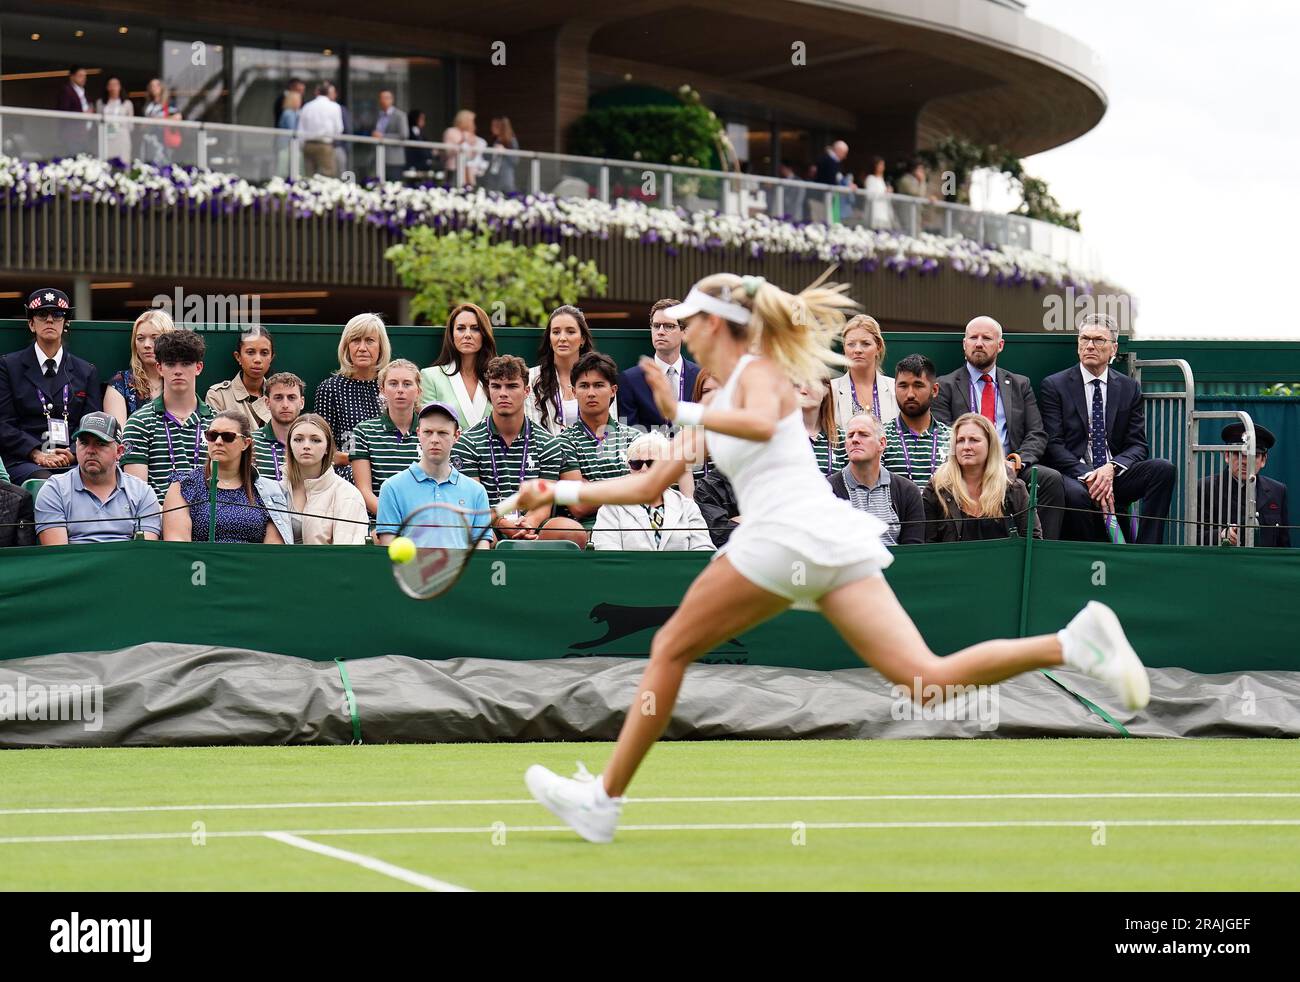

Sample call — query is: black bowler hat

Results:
[25,288,73,318]
[1222,421,1276,452]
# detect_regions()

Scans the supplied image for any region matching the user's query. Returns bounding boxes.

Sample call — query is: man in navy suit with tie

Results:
[617,299,700,430]
[0,288,103,483]
[1040,313,1176,544]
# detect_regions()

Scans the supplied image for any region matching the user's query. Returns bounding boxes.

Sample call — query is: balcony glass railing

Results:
[0,105,1101,280]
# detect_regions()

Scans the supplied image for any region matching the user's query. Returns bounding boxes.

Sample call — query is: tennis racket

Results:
[389,492,522,600]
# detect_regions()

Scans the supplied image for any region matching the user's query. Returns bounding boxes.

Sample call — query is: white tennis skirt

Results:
[717,508,894,611]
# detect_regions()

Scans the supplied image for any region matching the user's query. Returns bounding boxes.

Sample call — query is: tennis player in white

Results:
[515,273,1149,844]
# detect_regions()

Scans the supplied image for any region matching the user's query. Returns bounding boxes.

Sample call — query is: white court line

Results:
[262,831,471,893]
[3,818,1300,845]
[3,791,1299,817]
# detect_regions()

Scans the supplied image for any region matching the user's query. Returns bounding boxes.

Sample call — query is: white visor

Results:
[664,287,751,326]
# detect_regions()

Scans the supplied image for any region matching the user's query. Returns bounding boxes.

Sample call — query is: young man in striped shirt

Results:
[252,371,305,483]
[351,359,422,516]
[123,330,214,501]
[451,355,570,540]
[558,352,636,529]
[882,353,951,489]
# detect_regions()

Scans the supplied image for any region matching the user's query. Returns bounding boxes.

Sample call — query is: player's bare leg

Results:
[603,557,789,796]
[525,557,787,842]
[817,574,1148,709]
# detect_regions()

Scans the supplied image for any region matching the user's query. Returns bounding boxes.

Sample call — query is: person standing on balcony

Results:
[0,288,103,484]
[328,83,353,177]
[482,117,519,194]
[863,156,893,229]
[815,140,855,223]
[371,90,410,184]
[276,90,303,177]
[776,161,808,223]
[896,159,940,232]
[273,78,306,128]
[442,110,484,187]
[96,76,134,164]
[141,78,182,166]
[298,81,343,178]
[407,109,435,173]
[55,67,94,156]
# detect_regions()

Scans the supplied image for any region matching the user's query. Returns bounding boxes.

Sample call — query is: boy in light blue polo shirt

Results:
[376,401,492,550]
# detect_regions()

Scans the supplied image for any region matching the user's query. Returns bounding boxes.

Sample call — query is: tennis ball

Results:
[388,536,417,564]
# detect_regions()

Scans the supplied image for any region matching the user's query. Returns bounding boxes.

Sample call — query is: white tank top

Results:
[705,354,889,565]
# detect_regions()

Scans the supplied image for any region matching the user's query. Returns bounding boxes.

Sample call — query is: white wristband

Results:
[674,401,705,427]
[553,480,583,507]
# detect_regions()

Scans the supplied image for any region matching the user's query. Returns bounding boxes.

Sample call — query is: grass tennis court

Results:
[3,739,1297,891]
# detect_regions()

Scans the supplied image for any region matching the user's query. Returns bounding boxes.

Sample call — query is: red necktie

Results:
[979,373,996,423]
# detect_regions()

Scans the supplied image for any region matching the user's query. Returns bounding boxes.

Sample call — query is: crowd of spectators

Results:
[0,285,1286,552]
[52,66,518,188]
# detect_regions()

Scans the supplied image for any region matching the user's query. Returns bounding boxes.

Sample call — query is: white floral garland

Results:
[0,154,1097,290]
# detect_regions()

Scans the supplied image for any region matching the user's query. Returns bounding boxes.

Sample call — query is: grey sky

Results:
[1023,0,1300,338]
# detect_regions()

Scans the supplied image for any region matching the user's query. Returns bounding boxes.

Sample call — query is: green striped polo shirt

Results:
[557,417,634,528]
[451,415,563,506]
[809,427,848,479]
[122,397,215,501]
[350,414,422,495]
[882,417,952,489]
[252,423,288,483]
[558,418,635,483]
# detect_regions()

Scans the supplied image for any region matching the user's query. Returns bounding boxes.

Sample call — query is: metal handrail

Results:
[0,104,1099,277]
[1190,411,1258,548]
[1133,358,1196,545]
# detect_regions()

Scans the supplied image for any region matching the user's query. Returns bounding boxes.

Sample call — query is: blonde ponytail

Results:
[693,271,857,389]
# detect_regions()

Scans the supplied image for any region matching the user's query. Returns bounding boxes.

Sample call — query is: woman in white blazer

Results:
[831,313,897,427]
[281,413,369,545]
[590,433,714,552]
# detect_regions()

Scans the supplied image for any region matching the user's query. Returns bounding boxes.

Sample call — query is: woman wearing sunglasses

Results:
[162,410,292,543]
[589,432,714,552]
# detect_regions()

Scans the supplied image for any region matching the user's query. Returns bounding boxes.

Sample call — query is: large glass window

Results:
[162,37,226,122]
[347,53,445,178]
[231,46,340,129]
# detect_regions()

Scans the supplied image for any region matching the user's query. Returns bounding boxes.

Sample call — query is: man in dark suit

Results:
[0,288,103,483]
[934,315,1065,538]
[1040,314,1176,544]
[617,299,700,430]
[1198,422,1290,547]
[55,66,91,114]
[55,66,94,153]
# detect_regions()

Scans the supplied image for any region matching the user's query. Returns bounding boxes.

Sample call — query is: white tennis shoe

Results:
[525,762,624,844]
[1059,600,1150,711]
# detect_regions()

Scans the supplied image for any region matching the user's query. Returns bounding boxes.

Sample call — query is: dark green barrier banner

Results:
[1,538,1295,673]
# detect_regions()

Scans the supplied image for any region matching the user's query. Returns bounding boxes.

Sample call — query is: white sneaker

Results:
[525,762,624,844]
[1059,600,1150,711]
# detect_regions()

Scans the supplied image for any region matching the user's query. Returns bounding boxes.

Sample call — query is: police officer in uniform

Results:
[0,288,103,482]
[1197,422,1290,547]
